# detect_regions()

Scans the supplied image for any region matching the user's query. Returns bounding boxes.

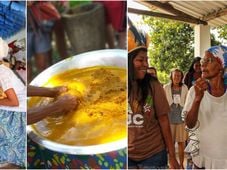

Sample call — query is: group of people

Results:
[27,1,126,83]
[1,3,227,168]
[128,23,227,169]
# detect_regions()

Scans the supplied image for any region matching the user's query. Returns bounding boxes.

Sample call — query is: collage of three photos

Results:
[0,1,226,169]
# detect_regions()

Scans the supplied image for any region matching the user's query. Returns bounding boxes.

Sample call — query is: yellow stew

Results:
[29,66,126,146]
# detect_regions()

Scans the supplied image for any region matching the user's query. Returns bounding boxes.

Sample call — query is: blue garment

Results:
[27,30,52,59]
[169,88,184,124]
[0,109,26,167]
[128,149,167,169]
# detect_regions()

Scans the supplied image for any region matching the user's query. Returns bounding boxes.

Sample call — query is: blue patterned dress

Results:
[0,110,26,166]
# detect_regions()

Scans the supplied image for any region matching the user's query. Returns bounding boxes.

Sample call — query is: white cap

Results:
[14,50,25,63]
[0,37,9,60]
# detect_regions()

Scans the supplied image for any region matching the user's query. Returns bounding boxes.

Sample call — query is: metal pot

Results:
[27,49,127,169]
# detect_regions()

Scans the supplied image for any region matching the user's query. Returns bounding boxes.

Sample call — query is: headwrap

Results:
[207,45,227,85]
[128,19,149,54]
[0,37,9,61]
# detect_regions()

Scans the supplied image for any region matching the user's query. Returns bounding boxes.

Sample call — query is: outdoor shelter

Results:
[128,1,227,57]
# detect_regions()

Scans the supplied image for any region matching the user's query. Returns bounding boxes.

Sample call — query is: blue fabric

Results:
[207,45,227,85]
[27,30,52,59]
[128,149,167,169]
[0,1,25,39]
[0,109,26,167]
[11,2,25,12]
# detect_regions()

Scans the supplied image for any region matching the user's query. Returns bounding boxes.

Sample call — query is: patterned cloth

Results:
[0,109,26,167]
[207,45,227,68]
[27,138,126,169]
[207,45,227,85]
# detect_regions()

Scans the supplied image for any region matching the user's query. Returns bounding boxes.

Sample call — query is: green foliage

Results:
[157,71,169,84]
[211,33,221,46]
[143,17,194,84]
[217,25,227,40]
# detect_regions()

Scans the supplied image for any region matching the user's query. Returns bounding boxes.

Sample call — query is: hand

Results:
[52,86,68,97]
[169,155,180,169]
[194,78,208,102]
[53,94,78,115]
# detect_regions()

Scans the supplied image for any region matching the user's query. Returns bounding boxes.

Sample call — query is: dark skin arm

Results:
[158,114,180,169]
[27,94,78,125]
[185,78,208,128]
[28,85,67,97]
[0,88,19,106]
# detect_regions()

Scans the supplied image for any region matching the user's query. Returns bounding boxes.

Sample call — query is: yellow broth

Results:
[29,66,126,146]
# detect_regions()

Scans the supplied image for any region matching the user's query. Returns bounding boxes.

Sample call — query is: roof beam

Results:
[128,8,208,25]
[139,1,189,17]
[137,1,207,25]
[203,7,227,21]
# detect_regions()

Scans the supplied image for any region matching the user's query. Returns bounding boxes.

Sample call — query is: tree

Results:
[211,33,221,46]
[143,17,194,83]
[217,24,227,40]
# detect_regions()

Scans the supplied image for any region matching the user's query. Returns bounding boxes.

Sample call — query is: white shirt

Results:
[0,64,26,112]
[183,86,227,169]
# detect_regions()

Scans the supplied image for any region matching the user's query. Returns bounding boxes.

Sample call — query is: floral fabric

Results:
[0,109,26,167]
[27,138,126,169]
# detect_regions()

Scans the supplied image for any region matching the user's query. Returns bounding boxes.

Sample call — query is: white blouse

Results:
[183,86,227,169]
[0,64,26,112]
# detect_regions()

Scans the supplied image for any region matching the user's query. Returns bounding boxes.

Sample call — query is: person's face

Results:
[172,71,182,85]
[133,50,148,80]
[201,51,223,79]
[147,68,157,77]
[193,61,201,73]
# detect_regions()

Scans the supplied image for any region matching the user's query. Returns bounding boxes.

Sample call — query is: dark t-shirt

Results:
[128,80,170,161]
[169,88,184,124]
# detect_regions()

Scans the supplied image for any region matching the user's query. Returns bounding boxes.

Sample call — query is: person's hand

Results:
[169,155,180,169]
[52,86,68,97]
[194,78,208,102]
[53,94,78,115]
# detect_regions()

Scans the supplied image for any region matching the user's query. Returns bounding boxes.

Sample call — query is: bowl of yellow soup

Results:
[27,49,127,169]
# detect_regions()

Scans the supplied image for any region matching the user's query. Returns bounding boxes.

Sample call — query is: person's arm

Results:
[152,81,179,168]
[0,88,19,106]
[27,94,78,125]
[185,78,208,128]
[28,85,67,97]
[158,115,179,169]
